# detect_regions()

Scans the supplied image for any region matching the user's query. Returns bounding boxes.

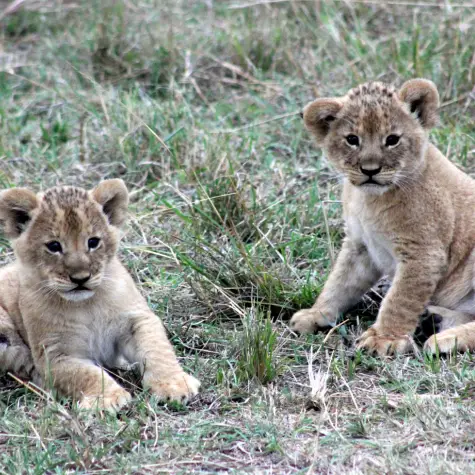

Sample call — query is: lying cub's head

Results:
[303,79,440,195]
[0,180,129,302]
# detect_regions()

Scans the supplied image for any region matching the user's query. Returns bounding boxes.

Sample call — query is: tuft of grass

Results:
[236,311,279,384]
[162,166,308,321]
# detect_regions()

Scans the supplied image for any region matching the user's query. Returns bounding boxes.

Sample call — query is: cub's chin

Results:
[59,289,95,302]
[358,182,392,196]
[347,177,393,196]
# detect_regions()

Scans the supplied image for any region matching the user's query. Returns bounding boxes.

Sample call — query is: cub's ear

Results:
[91,179,129,227]
[398,79,439,129]
[0,188,38,238]
[302,98,344,142]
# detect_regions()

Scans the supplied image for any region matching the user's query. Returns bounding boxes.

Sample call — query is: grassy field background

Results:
[0,0,474,473]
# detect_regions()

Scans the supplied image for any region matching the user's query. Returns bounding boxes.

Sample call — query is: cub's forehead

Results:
[42,186,89,208]
[346,81,397,104]
[35,187,105,235]
[339,81,404,133]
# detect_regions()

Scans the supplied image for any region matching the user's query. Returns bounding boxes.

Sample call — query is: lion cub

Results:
[0,180,200,409]
[290,79,475,356]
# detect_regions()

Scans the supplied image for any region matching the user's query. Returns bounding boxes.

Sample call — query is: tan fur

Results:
[290,79,475,356]
[0,180,200,410]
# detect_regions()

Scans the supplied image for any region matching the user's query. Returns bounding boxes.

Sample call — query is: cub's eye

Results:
[46,241,62,254]
[385,135,400,147]
[346,135,360,146]
[88,237,100,250]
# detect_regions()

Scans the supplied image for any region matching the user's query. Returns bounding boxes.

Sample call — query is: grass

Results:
[0,0,475,473]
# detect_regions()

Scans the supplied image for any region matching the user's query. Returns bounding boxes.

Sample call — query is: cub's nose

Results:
[360,166,382,177]
[69,274,91,286]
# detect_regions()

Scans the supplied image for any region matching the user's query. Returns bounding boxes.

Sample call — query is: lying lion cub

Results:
[0,179,200,409]
[290,78,475,356]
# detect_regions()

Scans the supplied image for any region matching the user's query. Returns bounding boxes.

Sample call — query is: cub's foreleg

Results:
[290,239,381,333]
[0,307,36,380]
[358,245,447,355]
[124,310,200,402]
[36,354,131,411]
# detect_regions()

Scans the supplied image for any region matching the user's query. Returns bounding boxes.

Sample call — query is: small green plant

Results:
[4,10,40,38]
[236,311,278,384]
[40,120,70,146]
[148,46,179,99]
[346,415,367,438]
[347,349,363,379]
[423,343,441,373]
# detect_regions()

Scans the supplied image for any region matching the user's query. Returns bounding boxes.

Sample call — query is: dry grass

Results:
[0,0,475,473]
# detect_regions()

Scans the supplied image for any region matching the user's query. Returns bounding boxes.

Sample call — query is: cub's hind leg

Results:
[424,321,475,354]
[0,307,36,380]
[415,305,474,345]
[425,306,474,331]
[423,249,475,354]
[423,306,475,354]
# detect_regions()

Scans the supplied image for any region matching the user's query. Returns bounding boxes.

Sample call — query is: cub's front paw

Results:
[146,373,201,403]
[357,326,414,356]
[79,387,132,412]
[289,308,333,334]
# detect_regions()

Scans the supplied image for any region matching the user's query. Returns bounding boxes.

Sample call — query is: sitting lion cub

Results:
[0,179,200,409]
[290,78,475,356]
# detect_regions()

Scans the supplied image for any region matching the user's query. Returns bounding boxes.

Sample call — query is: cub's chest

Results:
[87,317,122,365]
[62,308,128,368]
[346,214,396,275]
